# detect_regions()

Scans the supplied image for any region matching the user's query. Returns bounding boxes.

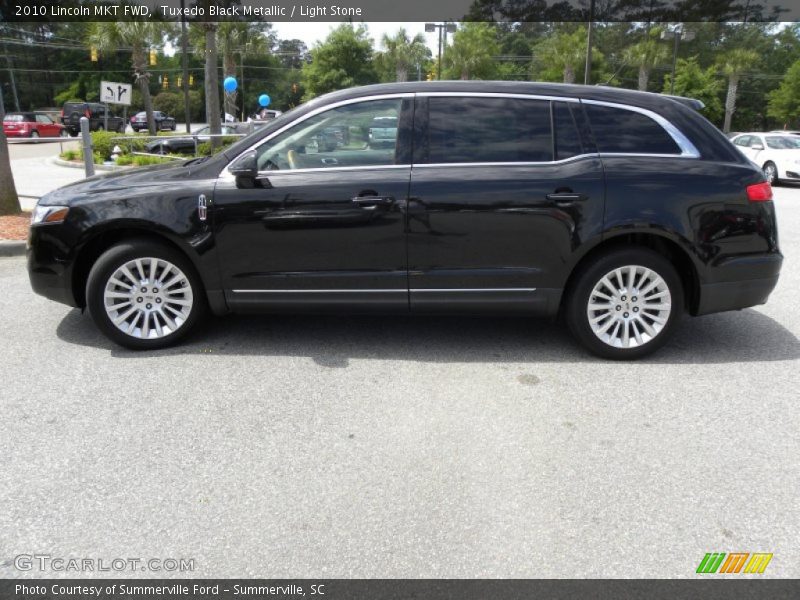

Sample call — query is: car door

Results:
[406,94,605,313]
[213,95,413,311]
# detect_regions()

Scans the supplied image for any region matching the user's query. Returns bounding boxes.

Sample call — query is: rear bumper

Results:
[695,253,783,316]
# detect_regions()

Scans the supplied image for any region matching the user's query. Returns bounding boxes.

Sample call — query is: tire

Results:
[69,130,79,137]
[30,130,39,139]
[59,129,69,138]
[86,240,207,350]
[117,124,125,133]
[154,145,168,156]
[763,161,779,186]
[96,124,105,132]
[565,248,683,360]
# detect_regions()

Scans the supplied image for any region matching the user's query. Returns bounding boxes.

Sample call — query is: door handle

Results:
[546,192,588,204]
[352,195,394,207]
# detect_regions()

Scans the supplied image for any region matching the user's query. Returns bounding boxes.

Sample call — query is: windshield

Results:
[765,136,800,149]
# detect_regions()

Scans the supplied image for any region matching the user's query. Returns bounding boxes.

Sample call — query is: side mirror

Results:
[751,143,765,151]
[229,150,257,178]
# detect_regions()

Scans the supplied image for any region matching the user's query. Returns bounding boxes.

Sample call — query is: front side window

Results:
[35,114,53,124]
[254,99,402,171]
[425,97,552,163]
[584,103,682,155]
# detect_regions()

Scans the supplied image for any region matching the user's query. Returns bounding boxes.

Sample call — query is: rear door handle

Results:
[546,192,588,204]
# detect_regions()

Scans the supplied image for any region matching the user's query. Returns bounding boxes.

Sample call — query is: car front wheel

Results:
[763,162,779,186]
[566,248,683,360]
[86,240,206,350]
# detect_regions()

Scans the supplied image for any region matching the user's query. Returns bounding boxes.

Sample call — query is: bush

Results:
[115,154,134,166]
[60,149,79,161]
[90,130,124,161]
[196,136,238,156]
[132,155,173,166]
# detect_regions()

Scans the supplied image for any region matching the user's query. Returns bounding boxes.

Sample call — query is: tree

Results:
[663,57,724,124]
[767,59,800,127]
[533,27,587,84]
[379,29,429,82]
[86,22,173,135]
[623,27,670,91]
[0,105,21,216]
[716,48,759,133]
[301,25,376,100]
[443,23,500,80]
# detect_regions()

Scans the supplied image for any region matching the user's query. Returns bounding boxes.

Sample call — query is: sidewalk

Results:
[10,156,87,210]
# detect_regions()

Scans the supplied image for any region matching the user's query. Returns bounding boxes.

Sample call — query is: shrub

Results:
[115,154,134,166]
[60,149,79,161]
[90,130,124,161]
[132,155,173,166]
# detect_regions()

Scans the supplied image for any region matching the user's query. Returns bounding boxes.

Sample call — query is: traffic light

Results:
[176,76,182,88]
[188,74,194,87]
[90,46,98,62]
[149,49,157,66]
[426,72,433,81]
[162,74,169,89]
[291,82,298,94]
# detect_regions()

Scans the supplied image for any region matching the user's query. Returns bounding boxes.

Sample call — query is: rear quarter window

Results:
[584,103,681,155]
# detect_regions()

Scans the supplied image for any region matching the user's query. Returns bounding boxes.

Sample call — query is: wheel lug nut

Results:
[623,312,629,318]
[156,298,162,304]
[136,297,142,303]
[621,295,626,301]
[141,287,147,293]
[153,288,159,293]
[633,307,639,312]
[146,303,152,309]
[616,305,621,311]
[632,296,637,302]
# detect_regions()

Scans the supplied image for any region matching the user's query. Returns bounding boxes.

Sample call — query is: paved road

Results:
[0,188,798,579]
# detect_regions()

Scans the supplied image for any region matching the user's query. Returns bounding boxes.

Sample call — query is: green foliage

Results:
[301,25,377,100]
[90,130,124,160]
[663,57,724,124]
[115,154,134,166]
[377,29,430,82]
[196,136,238,157]
[768,59,800,126]
[442,23,500,80]
[60,149,79,161]
[131,155,173,166]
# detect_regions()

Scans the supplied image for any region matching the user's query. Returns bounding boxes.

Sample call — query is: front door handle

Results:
[546,192,588,204]
[352,195,394,208]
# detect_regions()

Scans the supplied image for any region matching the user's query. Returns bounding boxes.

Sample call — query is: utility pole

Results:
[584,0,595,85]
[3,42,20,111]
[180,0,191,132]
[661,25,695,95]
[425,22,457,80]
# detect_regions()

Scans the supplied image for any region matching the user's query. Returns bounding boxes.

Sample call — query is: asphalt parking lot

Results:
[1,187,798,579]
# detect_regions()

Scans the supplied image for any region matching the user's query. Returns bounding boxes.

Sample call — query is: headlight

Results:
[31,205,69,224]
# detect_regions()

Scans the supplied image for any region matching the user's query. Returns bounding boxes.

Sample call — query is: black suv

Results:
[61,102,125,135]
[29,82,782,359]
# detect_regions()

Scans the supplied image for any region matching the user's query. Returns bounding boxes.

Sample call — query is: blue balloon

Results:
[258,94,271,107]
[223,76,237,93]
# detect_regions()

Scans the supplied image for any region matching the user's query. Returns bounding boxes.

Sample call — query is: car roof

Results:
[303,80,706,113]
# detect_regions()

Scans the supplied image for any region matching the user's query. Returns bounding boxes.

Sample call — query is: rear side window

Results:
[553,102,583,160]
[584,103,681,155]
[426,97,552,163]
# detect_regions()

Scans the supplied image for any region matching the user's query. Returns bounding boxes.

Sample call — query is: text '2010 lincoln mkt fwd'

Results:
[27,82,782,359]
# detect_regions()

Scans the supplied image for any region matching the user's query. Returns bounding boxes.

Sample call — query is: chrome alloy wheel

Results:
[763,163,777,185]
[586,265,672,349]
[103,257,194,339]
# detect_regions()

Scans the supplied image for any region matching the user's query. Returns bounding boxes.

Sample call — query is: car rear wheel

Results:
[86,240,206,350]
[763,161,779,186]
[565,248,683,360]
[153,145,168,155]
[59,129,69,137]
[96,124,105,131]
[30,130,39,139]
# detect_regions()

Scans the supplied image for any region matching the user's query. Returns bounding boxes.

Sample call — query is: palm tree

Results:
[0,113,21,216]
[87,22,174,136]
[443,23,499,80]
[623,28,670,91]
[534,28,587,84]
[717,48,759,133]
[380,29,428,82]
[210,23,270,119]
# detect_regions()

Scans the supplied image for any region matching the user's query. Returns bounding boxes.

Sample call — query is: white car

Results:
[731,132,800,185]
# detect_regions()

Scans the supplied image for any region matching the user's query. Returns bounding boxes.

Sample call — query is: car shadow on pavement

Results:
[55,307,800,366]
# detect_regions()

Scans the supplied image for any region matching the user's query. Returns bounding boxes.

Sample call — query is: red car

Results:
[3,112,67,138]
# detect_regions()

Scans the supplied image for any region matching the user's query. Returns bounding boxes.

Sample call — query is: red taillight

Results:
[746,181,773,202]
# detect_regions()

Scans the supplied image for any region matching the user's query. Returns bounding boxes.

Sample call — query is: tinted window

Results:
[733,135,750,146]
[765,136,800,149]
[584,104,681,155]
[255,99,402,171]
[426,97,552,163]
[553,102,583,160]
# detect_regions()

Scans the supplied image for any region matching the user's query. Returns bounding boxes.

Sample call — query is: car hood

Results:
[38,159,220,206]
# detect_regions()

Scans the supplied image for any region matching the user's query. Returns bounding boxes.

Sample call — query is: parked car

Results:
[368,115,398,147]
[3,111,67,138]
[731,132,800,184]
[28,82,782,359]
[131,111,177,132]
[61,102,125,135]
[145,125,237,155]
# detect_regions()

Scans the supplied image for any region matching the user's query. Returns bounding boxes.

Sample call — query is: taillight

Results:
[746,181,773,202]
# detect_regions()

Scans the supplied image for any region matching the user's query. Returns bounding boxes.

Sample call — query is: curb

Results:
[0,241,26,257]
[50,157,126,171]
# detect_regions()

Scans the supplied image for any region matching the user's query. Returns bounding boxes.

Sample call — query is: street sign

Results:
[100,81,132,106]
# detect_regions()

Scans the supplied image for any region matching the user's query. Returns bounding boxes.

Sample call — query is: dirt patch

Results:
[0,212,31,241]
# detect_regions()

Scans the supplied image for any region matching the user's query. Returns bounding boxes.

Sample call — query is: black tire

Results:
[69,130,79,137]
[565,247,684,360]
[154,145,168,156]
[117,123,125,133]
[96,124,105,132]
[763,161,779,186]
[86,239,207,350]
[30,130,39,139]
